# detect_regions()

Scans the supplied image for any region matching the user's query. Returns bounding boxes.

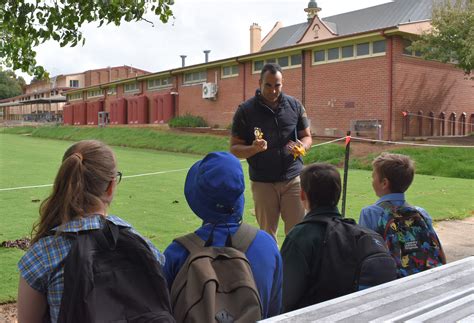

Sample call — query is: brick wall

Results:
[65,38,473,138]
[305,52,389,138]
[391,36,474,139]
[177,67,245,128]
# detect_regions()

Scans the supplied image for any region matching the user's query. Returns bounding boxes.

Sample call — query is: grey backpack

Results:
[170,223,262,323]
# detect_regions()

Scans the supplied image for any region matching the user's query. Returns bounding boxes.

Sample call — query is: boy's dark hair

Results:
[372,153,414,193]
[300,163,341,209]
[260,63,282,79]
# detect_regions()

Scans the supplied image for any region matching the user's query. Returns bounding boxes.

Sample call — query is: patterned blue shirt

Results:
[18,215,165,323]
[358,193,433,231]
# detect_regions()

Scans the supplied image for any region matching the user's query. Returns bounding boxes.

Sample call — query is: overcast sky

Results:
[18,0,391,83]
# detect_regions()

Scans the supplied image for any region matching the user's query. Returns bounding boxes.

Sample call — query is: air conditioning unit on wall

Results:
[202,82,218,100]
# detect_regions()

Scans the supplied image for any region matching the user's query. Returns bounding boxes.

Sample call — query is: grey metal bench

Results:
[262,256,474,322]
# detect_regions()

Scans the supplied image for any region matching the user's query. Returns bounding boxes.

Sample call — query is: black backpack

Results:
[300,216,398,304]
[58,220,175,323]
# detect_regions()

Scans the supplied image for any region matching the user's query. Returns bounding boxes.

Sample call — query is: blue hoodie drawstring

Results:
[204,221,234,248]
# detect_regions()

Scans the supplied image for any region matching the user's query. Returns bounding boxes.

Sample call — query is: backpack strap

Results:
[175,223,258,254]
[174,233,205,254]
[93,220,120,250]
[231,223,258,253]
[379,201,412,212]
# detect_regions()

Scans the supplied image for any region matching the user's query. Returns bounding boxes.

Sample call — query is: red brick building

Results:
[64,0,473,140]
[0,66,148,122]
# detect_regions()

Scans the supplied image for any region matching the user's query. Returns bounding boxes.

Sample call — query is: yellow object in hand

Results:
[254,127,263,140]
[292,144,306,160]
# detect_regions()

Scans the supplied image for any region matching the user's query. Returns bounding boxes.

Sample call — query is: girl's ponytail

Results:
[31,141,116,244]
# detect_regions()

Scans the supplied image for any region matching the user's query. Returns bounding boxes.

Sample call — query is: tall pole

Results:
[341,131,351,217]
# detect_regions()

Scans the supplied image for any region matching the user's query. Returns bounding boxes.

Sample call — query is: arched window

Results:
[429,112,435,136]
[417,110,423,136]
[459,113,466,136]
[439,112,445,136]
[448,113,456,136]
[470,114,474,134]
[403,111,410,137]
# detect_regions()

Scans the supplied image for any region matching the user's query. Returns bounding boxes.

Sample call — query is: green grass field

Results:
[0,133,473,303]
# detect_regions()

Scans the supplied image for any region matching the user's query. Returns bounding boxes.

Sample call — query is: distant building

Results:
[0,66,149,122]
[63,0,473,139]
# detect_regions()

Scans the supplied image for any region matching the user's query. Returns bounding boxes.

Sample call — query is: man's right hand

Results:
[230,136,266,159]
[252,138,267,153]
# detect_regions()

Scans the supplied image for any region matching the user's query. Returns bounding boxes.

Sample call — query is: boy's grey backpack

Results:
[170,223,262,323]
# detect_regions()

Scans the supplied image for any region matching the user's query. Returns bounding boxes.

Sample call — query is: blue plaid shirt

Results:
[18,215,165,323]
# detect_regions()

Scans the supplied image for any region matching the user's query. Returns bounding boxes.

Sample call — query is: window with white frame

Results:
[87,89,103,98]
[327,48,340,60]
[290,54,302,66]
[372,40,386,54]
[252,53,302,73]
[69,80,79,88]
[277,56,289,67]
[253,60,264,72]
[68,93,82,101]
[313,40,387,65]
[314,50,325,62]
[402,39,422,57]
[357,42,370,56]
[342,45,354,59]
[183,71,207,84]
[148,77,172,89]
[222,65,239,78]
[124,82,139,93]
[107,86,116,95]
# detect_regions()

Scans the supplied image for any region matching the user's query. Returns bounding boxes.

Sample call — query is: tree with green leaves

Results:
[411,0,474,78]
[0,70,26,99]
[0,0,174,79]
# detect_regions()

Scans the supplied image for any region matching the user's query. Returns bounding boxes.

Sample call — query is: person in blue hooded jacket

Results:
[163,151,283,318]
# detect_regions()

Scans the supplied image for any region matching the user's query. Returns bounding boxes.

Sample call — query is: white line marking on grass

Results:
[122,168,189,179]
[0,168,190,192]
[1,137,373,192]
[0,183,53,191]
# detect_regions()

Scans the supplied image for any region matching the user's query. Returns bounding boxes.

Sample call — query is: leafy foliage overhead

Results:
[0,0,174,79]
[411,0,474,78]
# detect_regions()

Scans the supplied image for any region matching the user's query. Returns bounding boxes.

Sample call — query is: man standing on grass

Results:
[230,63,312,241]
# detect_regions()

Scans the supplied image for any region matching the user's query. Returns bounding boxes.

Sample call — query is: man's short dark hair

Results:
[260,63,282,79]
[300,163,341,209]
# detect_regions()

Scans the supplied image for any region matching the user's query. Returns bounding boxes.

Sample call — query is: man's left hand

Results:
[287,140,306,159]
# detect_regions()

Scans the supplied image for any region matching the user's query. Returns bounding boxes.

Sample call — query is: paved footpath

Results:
[434,216,474,263]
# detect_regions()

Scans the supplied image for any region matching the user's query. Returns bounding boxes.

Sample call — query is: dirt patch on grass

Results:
[2,217,472,322]
[0,303,16,323]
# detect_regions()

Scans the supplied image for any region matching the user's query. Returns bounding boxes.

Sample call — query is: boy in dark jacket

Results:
[281,163,397,312]
[281,163,344,312]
